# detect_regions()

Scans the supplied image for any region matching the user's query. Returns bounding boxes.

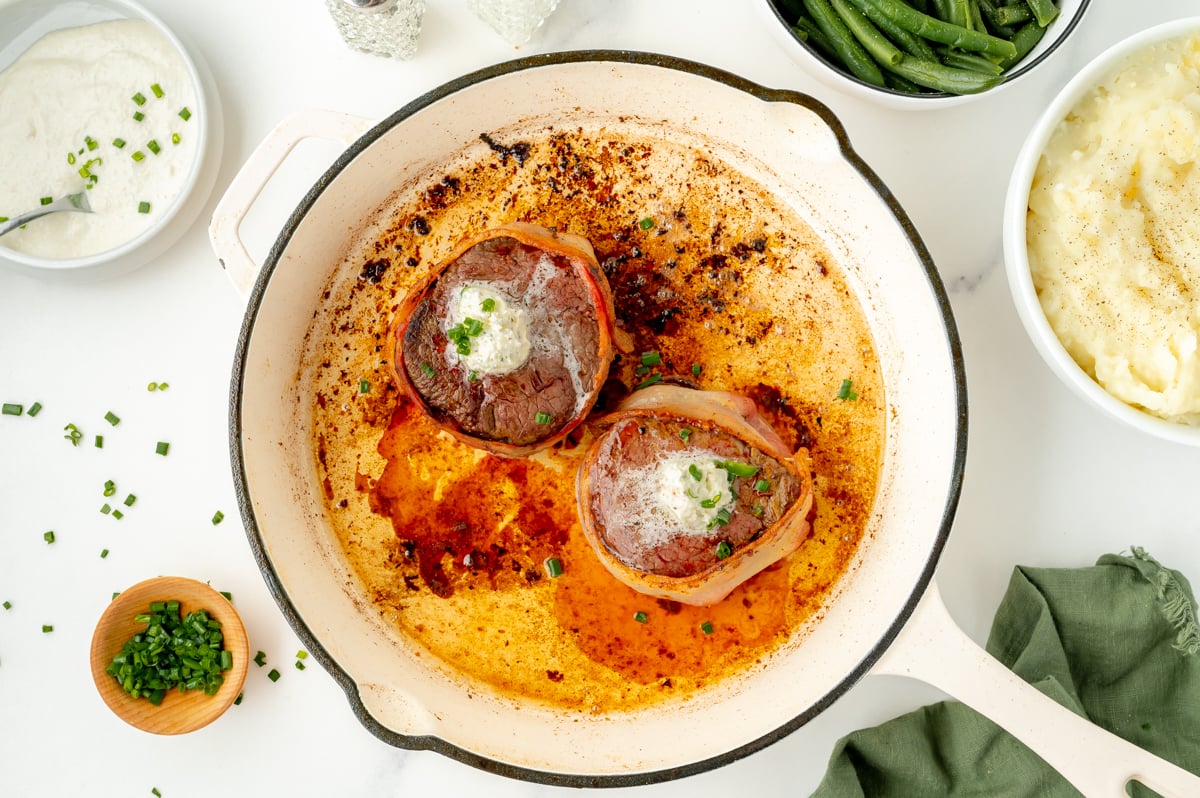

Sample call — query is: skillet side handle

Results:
[872,579,1200,798]
[208,109,375,297]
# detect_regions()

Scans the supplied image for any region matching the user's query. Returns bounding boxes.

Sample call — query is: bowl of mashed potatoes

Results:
[0,0,222,276]
[1004,17,1200,445]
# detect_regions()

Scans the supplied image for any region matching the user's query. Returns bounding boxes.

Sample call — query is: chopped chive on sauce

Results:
[639,217,654,230]
[359,378,370,394]
[633,611,648,624]
[420,363,435,377]
[700,621,714,635]
[692,363,702,377]
[95,435,104,448]
[104,411,120,426]
[43,530,55,544]
[480,297,495,313]
[2,403,22,416]
[254,651,267,667]
[155,441,170,456]
[179,107,192,121]
[132,91,146,106]
[147,139,161,155]
[543,557,564,578]
[751,504,765,518]
[267,668,281,682]
[717,460,760,478]
[635,365,650,376]
[39,196,52,206]
[131,150,145,162]
[211,511,224,525]
[151,83,164,99]
[138,201,151,214]
[754,478,771,493]
[27,402,42,417]
[534,411,552,425]
[112,137,126,149]
[640,350,661,367]
[468,371,478,382]
[634,373,663,390]
[64,423,82,446]
[837,378,858,401]
[688,463,703,481]
[133,111,145,122]
[713,508,732,527]
[679,428,692,442]
[715,541,733,559]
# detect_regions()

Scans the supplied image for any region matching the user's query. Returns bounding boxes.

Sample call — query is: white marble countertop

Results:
[2,1,1199,796]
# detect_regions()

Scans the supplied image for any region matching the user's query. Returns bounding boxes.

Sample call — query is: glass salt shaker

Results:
[326,0,426,61]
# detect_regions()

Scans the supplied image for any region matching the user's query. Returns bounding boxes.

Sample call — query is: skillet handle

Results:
[872,579,1200,797]
[208,109,375,297]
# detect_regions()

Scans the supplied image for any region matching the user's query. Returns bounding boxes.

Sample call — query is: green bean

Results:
[831,0,904,65]
[947,0,971,29]
[998,18,1046,68]
[930,0,954,22]
[940,48,1005,74]
[888,53,1005,92]
[967,0,987,33]
[907,0,931,13]
[855,0,1018,59]
[855,0,939,59]
[803,0,887,85]
[993,2,1033,27]
[975,0,1016,37]
[1025,0,1059,27]
[794,14,841,61]
[883,70,928,93]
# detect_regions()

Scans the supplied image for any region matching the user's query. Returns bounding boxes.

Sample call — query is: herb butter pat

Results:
[654,454,735,531]
[0,20,198,259]
[445,283,531,375]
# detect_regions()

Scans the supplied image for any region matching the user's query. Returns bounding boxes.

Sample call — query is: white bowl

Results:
[760,0,1092,109]
[1003,17,1200,446]
[0,0,222,277]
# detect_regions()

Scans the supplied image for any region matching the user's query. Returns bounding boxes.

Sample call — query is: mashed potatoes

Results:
[1027,32,1200,425]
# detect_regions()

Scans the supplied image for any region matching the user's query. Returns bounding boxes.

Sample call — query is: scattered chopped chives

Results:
[639,217,654,230]
[635,365,650,376]
[67,152,76,165]
[544,557,564,578]
[64,423,82,446]
[43,530,55,544]
[688,463,703,481]
[131,151,146,163]
[700,493,721,509]
[147,139,161,155]
[679,428,692,442]
[42,624,53,633]
[254,650,267,667]
[147,382,158,391]
[0,217,7,223]
[294,660,306,671]
[27,402,42,417]
[234,692,243,705]
[267,668,281,682]
[211,510,225,525]
[100,549,109,559]
[138,201,151,214]
[171,132,181,145]
[633,611,648,624]
[359,379,370,394]
[837,378,858,401]
[178,107,192,121]
[468,371,478,382]
[95,435,104,448]
[692,363,702,377]
[39,196,52,206]
[112,137,126,149]
[715,541,733,559]
[100,503,112,515]
[152,788,161,797]
[700,621,714,635]
[112,509,124,520]
[219,591,232,602]
[124,494,137,507]
[154,441,169,456]
[2,403,22,416]
[481,297,496,312]
[2,601,9,610]
[534,411,552,425]
[751,504,765,518]
[713,508,732,527]
[420,363,435,377]
[132,92,146,105]
[754,478,771,493]
[104,411,120,426]
[640,350,661,367]
[78,166,92,179]
[150,83,164,98]
[634,373,663,390]
[104,479,116,497]
[132,111,145,122]
[296,650,308,660]
[718,460,760,478]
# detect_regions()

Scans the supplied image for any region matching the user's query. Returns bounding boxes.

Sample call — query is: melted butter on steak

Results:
[587,416,802,578]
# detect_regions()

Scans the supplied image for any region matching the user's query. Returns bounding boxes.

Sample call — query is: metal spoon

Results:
[0,192,93,237]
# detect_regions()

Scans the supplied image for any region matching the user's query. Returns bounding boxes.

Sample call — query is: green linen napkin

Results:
[812,548,1200,798]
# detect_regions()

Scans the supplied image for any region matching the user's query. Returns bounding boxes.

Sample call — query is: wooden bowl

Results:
[89,576,249,734]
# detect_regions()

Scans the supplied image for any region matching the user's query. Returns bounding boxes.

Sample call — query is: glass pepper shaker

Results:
[326,0,426,61]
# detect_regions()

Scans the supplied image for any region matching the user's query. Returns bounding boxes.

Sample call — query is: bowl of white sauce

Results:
[1003,17,1200,446]
[0,0,222,276]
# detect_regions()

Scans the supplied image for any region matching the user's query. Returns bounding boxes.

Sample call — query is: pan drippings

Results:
[305,123,886,712]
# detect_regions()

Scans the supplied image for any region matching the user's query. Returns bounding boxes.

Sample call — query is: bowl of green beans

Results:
[763,0,1090,107]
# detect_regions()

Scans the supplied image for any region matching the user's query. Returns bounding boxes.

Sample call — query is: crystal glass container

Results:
[468,0,561,45]
[326,0,425,60]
